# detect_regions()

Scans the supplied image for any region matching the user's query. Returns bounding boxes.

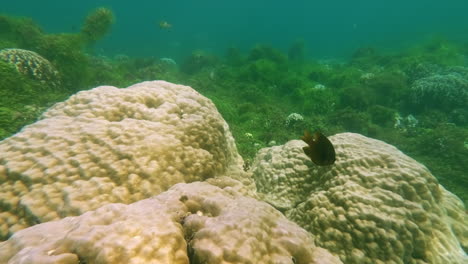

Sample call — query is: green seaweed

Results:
[0,60,66,140]
[80,7,115,44]
[181,50,219,75]
[0,15,43,49]
[288,39,306,63]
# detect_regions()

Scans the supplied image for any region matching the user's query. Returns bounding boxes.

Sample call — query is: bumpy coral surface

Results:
[0,80,245,239]
[0,48,60,87]
[252,133,467,264]
[0,181,342,264]
[410,72,468,111]
[252,140,311,210]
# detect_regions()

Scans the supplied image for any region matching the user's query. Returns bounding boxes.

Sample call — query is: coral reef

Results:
[1,15,468,261]
[252,133,467,264]
[0,181,342,264]
[0,78,466,263]
[0,81,245,239]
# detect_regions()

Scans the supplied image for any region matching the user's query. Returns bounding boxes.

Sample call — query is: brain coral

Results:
[0,80,246,240]
[0,48,60,87]
[0,181,342,264]
[252,133,467,264]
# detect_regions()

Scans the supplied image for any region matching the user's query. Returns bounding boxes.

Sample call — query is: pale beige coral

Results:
[252,140,313,210]
[0,80,246,239]
[252,133,467,264]
[0,181,342,264]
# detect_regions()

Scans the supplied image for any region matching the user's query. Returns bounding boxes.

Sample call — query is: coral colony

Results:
[0,7,467,263]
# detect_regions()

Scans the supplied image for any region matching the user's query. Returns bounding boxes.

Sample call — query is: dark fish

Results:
[301,131,336,166]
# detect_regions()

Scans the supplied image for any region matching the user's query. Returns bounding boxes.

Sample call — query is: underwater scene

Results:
[0,1,467,263]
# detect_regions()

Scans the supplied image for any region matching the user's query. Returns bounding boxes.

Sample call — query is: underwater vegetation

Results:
[0,7,115,90]
[0,12,467,206]
[288,39,306,63]
[80,7,115,44]
[181,50,219,75]
[0,56,64,138]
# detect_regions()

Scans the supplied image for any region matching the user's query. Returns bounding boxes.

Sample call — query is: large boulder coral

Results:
[0,181,342,264]
[0,48,61,88]
[0,80,246,239]
[409,71,468,112]
[252,133,467,264]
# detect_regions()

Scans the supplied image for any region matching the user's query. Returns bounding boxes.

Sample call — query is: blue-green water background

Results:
[2,0,468,61]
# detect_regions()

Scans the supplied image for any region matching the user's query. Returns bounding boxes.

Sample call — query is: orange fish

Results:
[159,21,172,29]
[301,131,336,166]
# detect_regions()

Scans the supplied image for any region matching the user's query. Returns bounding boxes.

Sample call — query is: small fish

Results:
[159,21,172,29]
[301,131,336,166]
